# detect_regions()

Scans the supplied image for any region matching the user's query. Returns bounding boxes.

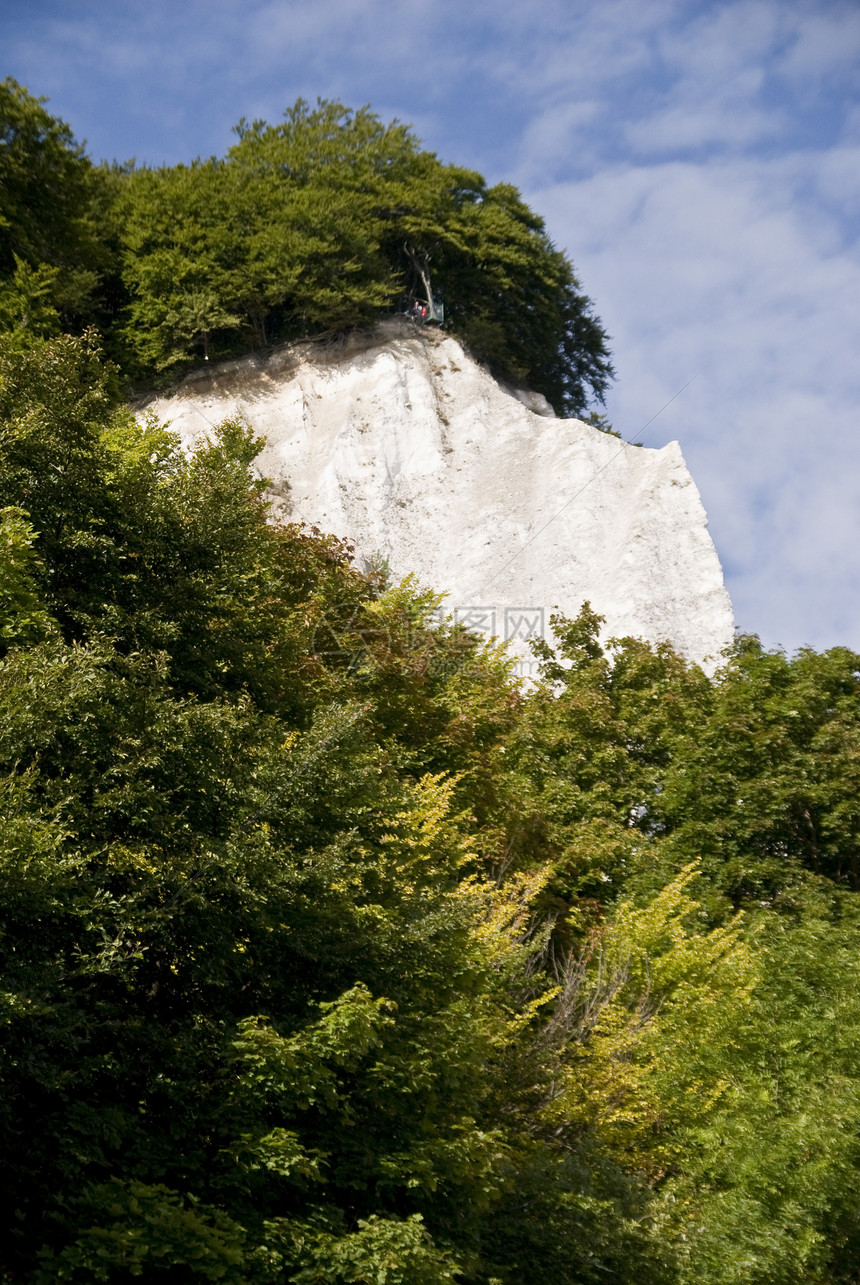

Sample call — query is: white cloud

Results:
[526,148,860,650]
[777,5,860,82]
[513,102,603,185]
[812,145,860,224]
[653,0,783,81]
[471,0,676,97]
[625,100,784,152]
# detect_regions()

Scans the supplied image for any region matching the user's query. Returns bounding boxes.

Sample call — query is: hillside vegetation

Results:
[1,81,860,1284]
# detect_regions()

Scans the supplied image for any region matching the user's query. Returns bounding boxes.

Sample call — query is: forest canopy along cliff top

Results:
[0,80,614,417]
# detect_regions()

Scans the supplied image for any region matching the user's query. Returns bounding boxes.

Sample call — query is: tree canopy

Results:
[0,84,613,415]
[0,322,858,1282]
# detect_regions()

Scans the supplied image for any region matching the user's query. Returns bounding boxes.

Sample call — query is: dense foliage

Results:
[0,322,859,1282]
[2,78,860,1285]
[0,81,613,416]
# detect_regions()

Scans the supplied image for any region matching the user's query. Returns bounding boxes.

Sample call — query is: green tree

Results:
[0,78,112,332]
[225,102,407,337]
[660,636,860,901]
[118,160,243,370]
[0,256,60,338]
[0,506,56,646]
[388,176,614,415]
[112,97,613,411]
[0,330,566,1279]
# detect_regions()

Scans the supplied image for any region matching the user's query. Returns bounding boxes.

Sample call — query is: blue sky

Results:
[5,0,860,654]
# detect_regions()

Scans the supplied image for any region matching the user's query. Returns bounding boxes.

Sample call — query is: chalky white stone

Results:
[139,321,734,674]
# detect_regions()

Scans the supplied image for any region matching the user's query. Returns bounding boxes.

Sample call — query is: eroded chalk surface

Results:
[140,323,734,674]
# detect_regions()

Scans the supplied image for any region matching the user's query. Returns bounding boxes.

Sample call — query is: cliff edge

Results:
[140,321,734,674]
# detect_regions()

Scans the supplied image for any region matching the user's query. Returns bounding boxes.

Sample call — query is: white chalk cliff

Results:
[140,320,734,673]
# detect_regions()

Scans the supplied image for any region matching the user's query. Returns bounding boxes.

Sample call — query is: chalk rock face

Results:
[140,321,733,674]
